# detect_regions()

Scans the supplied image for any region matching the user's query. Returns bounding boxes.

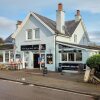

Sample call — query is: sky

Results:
[0,0,100,44]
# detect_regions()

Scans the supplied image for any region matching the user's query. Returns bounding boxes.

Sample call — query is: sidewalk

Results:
[0,69,100,97]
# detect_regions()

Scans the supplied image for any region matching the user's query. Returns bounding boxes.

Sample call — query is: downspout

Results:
[55,34,58,71]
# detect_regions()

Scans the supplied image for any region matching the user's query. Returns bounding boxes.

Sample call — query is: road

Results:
[0,79,94,100]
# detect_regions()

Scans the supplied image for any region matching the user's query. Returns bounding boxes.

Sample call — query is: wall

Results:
[15,15,55,71]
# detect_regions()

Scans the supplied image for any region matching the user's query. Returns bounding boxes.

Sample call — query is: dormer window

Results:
[26,28,40,40]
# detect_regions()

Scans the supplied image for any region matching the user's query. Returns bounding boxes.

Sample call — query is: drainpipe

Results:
[55,34,58,71]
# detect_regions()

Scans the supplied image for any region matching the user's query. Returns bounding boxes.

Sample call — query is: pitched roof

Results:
[6,12,80,43]
[0,44,13,50]
[5,34,13,44]
[57,41,100,50]
[34,12,80,36]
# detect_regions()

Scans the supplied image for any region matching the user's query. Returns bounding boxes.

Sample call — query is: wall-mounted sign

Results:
[46,54,53,64]
[21,44,46,51]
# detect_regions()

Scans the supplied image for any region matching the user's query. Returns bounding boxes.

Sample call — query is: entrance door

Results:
[34,54,40,68]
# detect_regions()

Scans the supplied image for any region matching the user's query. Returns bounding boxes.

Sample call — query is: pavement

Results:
[0,69,100,97]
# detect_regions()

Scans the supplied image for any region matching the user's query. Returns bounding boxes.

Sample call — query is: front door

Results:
[34,54,40,68]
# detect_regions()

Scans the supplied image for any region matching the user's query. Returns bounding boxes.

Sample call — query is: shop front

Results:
[20,44,46,69]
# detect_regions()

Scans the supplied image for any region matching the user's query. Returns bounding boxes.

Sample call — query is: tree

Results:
[0,38,4,44]
[86,54,100,71]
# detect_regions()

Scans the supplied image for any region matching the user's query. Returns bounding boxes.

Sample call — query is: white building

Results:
[1,3,100,72]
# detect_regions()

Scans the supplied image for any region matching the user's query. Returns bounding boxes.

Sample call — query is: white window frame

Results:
[74,34,77,43]
[35,28,40,40]
[26,28,40,41]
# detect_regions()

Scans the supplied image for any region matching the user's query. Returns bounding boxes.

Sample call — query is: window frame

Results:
[74,34,77,43]
[26,28,40,41]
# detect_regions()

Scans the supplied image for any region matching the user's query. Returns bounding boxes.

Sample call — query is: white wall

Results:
[56,21,89,45]
[71,22,89,45]
[15,15,56,71]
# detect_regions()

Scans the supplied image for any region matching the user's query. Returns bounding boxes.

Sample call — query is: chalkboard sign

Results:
[46,54,53,64]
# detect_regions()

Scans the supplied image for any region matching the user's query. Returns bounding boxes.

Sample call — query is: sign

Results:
[21,44,46,51]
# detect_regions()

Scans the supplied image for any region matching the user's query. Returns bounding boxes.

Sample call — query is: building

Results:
[1,3,100,72]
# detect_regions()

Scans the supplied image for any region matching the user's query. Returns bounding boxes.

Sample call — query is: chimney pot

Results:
[17,20,22,25]
[76,10,80,16]
[58,3,63,11]
[16,20,22,29]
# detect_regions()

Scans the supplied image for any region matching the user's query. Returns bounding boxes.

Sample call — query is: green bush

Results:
[86,54,100,70]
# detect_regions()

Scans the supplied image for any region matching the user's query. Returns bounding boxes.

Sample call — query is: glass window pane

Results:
[35,29,40,39]
[62,53,67,61]
[76,51,82,61]
[5,51,9,62]
[27,29,32,39]
[74,35,77,43]
[68,53,74,61]
[0,51,3,62]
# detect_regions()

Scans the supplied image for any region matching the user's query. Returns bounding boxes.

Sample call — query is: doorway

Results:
[34,54,40,68]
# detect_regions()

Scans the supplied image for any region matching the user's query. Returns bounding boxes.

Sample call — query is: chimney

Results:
[75,10,82,22]
[56,3,65,34]
[16,20,22,29]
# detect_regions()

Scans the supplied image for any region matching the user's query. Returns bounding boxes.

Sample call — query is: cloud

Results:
[88,31,100,43]
[0,17,16,39]
[64,0,100,13]
[0,0,100,14]
[0,0,100,40]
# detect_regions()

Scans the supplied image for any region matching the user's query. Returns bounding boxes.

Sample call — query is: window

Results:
[35,28,40,39]
[26,28,40,40]
[74,34,77,43]
[5,51,9,62]
[83,36,85,44]
[27,29,32,40]
[46,54,53,64]
[10,51,14,59]
[61,50,82,62]
[62,53,67,61]
[0,51,3,62]
[76,52,82,61]
[68,53,74,61]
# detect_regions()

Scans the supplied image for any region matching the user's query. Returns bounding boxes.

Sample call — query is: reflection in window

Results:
[62,53,67,61]
[74,34,77,43]
[35,29,40,39]
[5,51,9,62]
[68,53,74,61]
[27,29,32,40]
[47,54,53,64]
[0,51,3,62]
[76,52,82,61]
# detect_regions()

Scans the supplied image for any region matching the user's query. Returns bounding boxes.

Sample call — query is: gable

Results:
[34,12,80,36]
[71,20,90,44]
[12,12,56,39]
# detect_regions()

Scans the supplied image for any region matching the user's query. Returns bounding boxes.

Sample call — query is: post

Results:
[22,52,25,69]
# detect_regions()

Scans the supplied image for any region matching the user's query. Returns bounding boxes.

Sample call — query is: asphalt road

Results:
[0,79,94,100]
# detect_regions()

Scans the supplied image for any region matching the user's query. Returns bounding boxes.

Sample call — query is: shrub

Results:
[86,54,100,71]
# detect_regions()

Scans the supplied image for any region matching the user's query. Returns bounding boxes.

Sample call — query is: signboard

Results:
[21,44,46,51]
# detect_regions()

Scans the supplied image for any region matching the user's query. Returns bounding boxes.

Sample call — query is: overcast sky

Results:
[0,0,100,44]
